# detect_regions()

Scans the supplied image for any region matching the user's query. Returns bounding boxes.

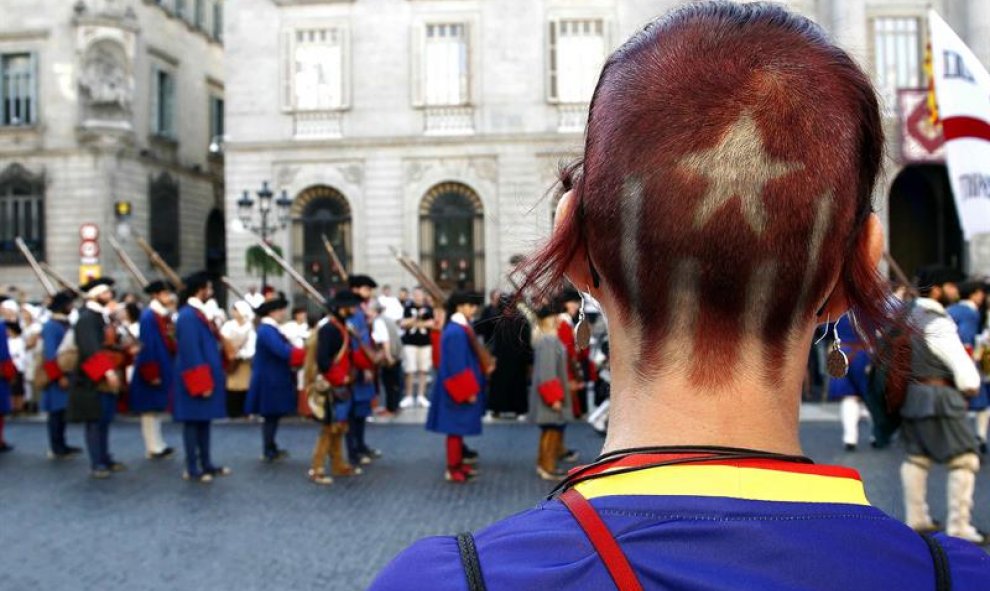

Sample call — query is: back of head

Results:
[524,1,889,387]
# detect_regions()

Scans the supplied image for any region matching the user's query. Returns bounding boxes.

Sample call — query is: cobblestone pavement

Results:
[2,411,990,591]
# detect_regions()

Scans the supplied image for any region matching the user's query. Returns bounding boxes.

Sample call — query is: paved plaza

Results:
[2,409,990,590]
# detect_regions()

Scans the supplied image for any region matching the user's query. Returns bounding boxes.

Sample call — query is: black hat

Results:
[255,296,289,317]
[558,288,582,304]
[348,274,378,289]
[183,271,213,294]
[328,290,363,310]
[48,290,76,313]
[80,277,115,298]
[914,266,964,290]
[535,304,557,319]
[447,290,483,308]
[143,280,174,295]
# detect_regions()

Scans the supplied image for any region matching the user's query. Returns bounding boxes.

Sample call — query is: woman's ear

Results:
[556,191,596,291]
[819,212,884,320]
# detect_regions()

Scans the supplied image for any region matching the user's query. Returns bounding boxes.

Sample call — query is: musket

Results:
[883,252,919,298]
[40,263,85,298]
[134,234,186,291]
[321,234,349,283]
[107,235,150,289]
[388,246,448,305]
[15,237,57,296]
[256,241,327,306]
[221,276,246,301]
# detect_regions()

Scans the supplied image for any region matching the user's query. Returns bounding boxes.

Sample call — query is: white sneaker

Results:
[399,397,414,409]
[416,396,430,408]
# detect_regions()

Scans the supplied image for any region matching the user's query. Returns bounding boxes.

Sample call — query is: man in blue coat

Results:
[130,280,177,460]
[40,290,81,459]
[0,297,14,453]
[426,291,487,483]
[246,296,305,462]
[947,280,989,452]
[173,272,229,483]
[347,274,381,466]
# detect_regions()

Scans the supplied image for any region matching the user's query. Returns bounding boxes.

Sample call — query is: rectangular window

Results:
[548,19,606,104]
[0,181,44,264]
[151,68,176,138]
[872,17,922,110]
[175,0,186,19]
[291,28,346,111]
[210,96,224,140]
[423,23,469,106]
[1,53,37,127]
[194,0,205,29]
[212,1,223,41]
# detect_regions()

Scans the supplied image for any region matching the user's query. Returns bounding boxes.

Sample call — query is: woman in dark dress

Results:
[485,294,533,417]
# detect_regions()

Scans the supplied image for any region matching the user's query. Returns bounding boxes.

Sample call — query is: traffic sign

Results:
[80,224,99,241]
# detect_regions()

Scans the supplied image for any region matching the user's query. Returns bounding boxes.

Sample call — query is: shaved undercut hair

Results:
[522,2,891,386]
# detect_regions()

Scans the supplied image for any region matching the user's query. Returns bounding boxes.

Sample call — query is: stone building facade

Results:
[0,0,224,298]
[224,0,990,304]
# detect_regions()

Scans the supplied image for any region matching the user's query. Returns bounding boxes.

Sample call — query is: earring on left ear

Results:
[575,287,592,351]
[826,316,849,378]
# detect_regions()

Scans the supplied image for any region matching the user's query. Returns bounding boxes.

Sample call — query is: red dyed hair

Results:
[521,2,893,385]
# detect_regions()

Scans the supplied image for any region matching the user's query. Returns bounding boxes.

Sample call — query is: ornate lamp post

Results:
[237,181,293,288]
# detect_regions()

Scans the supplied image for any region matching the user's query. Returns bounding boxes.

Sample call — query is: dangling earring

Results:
[575,288,592,351]
[826,316,849,378]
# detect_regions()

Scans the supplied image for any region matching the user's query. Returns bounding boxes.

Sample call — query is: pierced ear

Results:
[555,191,597,292]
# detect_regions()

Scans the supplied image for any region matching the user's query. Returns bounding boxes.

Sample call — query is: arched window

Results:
[292,185,352,298]
[149,172,180,267]
[0,163,44,265]
[419,182,484,292]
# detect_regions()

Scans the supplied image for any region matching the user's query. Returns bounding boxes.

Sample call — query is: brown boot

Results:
[330,422,362,477]
[536,430,563,481]
[310,424,332,475]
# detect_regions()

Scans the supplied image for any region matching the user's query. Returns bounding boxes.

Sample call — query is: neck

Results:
[602,333,810,457]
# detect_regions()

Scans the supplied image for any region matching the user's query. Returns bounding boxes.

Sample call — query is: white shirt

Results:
[221,319,256,360]
[916,298,981,392]
[280,320,310,348]
[378,295,405,322]
[450,312,469,327]
[372,317,390,346]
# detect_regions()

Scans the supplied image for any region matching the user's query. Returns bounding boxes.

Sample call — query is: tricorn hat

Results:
[48,290,77,313]
[80,277,115,299]
[348,274,378,289]
[328,290,364,310]
[182,271,213,294]
[143,280,174,295]
[254,296,289,317]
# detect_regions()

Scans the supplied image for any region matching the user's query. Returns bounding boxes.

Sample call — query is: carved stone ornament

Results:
[79,40,133,111]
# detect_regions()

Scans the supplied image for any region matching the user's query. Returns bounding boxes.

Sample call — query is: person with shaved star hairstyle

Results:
[370,3,990,589]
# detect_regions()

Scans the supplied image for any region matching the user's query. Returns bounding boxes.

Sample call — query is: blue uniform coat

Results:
[947,302,989,410]
[245,322,298,417]
[129,308,175,413]
[40,318,70,413]
[0,321,11,415]
[172,305,226,422]
[426,322,485,436]
[348,307,375,418]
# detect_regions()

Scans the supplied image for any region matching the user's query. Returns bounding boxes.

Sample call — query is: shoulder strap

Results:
[559,489,644,591]
[455,532,487,591]
[921,534,952,591]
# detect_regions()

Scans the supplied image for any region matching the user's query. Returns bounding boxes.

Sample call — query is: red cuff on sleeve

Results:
[537,379,565,406]
[43,359,64,382]
[289,348,306,369]
[139,362,161,383]
[182,364,214,397]
[444,368,480,404]
[81,352,115,382]
[352,347,375,371]
[326,359,350,387]
[430,331,441,369]
[0,359,15,381]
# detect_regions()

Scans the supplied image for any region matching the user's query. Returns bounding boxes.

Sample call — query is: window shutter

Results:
[164,73,175,137]
[28,52,38,124]
[281,29,293,111]
[411,24,424,107]
[341,26,352,109]
[462,22,472,106]
[546,20,558,103]
[150,68,160,134]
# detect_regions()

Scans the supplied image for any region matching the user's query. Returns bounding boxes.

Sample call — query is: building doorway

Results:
[291,185,352,307]
[419,182,484,292]
[887,164,963,281]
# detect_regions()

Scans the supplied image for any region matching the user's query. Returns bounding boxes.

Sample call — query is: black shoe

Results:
[206,465,232,477]
[64,446,83,455]
[844,444,856,452]
[980,441,988,455]
[108,462,127,472]
[90,468,112,479]
[360,448,383,459]
[47,450,78,460]
[182,471,213,483]
[0,443,14,453]
[149,447,175,460]
[262,449,289,463]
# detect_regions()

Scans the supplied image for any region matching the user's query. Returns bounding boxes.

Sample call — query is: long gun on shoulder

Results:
[107,235,150,290]
[220,276,246,301]
[134,234,186,291]
[15,236,57,297]
[321,234,350,283]
[387,246,448,305]
[40,263,85,298]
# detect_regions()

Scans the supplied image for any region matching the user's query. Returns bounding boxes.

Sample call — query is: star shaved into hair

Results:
[679,112,804,236]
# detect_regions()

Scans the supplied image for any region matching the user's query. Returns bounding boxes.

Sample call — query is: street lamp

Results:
[237,180,293,288]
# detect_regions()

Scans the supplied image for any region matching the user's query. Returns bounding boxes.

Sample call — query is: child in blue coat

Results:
[130,281,177,459]
[426,291,488,483]
[40,291,80,458]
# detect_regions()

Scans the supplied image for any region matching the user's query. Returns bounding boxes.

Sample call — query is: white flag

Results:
[929,10,990,239]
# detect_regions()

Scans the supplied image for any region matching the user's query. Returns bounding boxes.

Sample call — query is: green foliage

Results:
[245,244,284,277]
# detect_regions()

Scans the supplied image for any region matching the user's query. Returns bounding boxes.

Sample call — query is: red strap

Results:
[559,489,643,591]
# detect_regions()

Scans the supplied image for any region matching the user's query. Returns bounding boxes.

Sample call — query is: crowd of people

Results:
[0,270,611,486]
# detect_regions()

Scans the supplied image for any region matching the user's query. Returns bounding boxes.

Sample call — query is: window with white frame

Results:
[1,53,38,127]
[547,19,606,104]
[151,67,176,139]
[872,17,922,110]
[422,23,470,106]
[286,28,348,111]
